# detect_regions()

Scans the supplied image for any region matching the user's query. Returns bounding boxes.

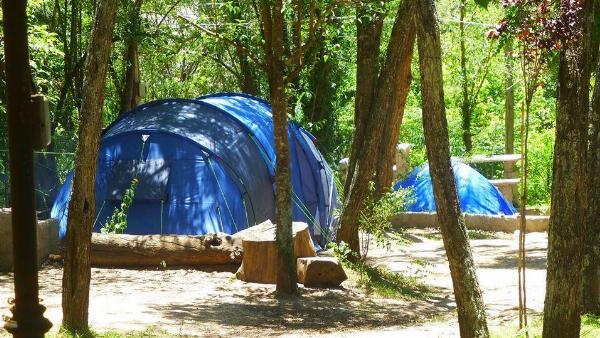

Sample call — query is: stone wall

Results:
[0,208,59,272]
[391,211,549,233]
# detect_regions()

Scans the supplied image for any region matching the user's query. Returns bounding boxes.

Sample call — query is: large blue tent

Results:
[51,93,338,246]
[394,161,516,215]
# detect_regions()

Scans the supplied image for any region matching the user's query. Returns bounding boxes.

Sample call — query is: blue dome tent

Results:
[394,161,516,215]
[51,93,338,246]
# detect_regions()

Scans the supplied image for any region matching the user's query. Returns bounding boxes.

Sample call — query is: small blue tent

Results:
[394,161,516,215]
[51,93,338,246]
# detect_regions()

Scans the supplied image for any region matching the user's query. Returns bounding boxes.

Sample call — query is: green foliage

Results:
[491,315,600,337]
[101,178,138,234]
[359,188,411,255]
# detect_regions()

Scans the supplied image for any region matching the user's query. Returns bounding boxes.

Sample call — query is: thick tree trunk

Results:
[343,4,384,194]
[374,22,415,196]
[2,0,53,336]
[582,1,600,314]
[62,0,117,332]
[120,0,143,114]
[415,1,489,337]
[542,2,594,336]
[259,1,297,295]
[583,54,600,313]
[90,233,242,267]
[337,1,415,254]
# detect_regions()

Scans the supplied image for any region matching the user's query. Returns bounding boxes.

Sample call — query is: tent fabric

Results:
[51,93,339,246]
[394,161,516,215]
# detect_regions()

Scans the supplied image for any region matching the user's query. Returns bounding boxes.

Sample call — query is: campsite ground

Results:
[0,229,551,337]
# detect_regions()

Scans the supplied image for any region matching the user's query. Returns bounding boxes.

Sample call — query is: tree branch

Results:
[177,14,267,72]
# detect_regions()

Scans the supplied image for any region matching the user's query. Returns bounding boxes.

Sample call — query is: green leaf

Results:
[473,0,491,8]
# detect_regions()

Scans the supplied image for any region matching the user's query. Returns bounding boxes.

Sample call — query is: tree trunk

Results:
[62,0,117,332]
[2,0,53,336]
[542,2,594,336]
[374,19,415,197]
[235,221,316,284]
[343,4,384,194]
[504,41,517,205]
[337,1,415,254]
[459,0,472,153]
[582,1,600,314]
[583,52,600,313]
[91,233,242,267]
[415,1,489,337]
[259,1,297,295]
[119,0,143,114]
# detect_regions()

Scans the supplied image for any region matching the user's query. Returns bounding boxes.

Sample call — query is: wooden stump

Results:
[297,257,347,287]
[90,232,242,267]
[234,220,317,284]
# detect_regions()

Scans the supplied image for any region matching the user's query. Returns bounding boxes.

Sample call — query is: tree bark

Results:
[62,0,118,332]
[583,50,600,314]
[415,1,489,337]
[337,1,415,254]
[120,0,143,113]
[542,2,594,336]
[582,0,600,314]
[343,3,384,194]
[259,1,297,295]
[91,233,242,267]
[2,0,53,336]
[459,0,472,153]
[374,19,415,197]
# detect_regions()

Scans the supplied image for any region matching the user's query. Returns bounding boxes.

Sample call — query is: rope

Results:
[160,199,164,235]
[92,200,107,229]
[207,157,238,232]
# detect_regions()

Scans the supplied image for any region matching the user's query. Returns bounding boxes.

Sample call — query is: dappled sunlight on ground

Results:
[0,229,547,337]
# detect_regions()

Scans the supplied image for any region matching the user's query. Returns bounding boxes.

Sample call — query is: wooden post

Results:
[1,0,52,336]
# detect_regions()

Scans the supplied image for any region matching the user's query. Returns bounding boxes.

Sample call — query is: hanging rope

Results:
[207,157,238,232]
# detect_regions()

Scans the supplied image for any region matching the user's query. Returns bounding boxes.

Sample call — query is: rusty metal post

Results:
[2,0,52,336]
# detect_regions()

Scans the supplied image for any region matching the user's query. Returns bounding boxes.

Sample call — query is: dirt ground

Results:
[0,229,547,337]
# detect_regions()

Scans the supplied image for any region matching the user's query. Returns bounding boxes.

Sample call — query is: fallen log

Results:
[90,232,243,267]
[234,220,317,284]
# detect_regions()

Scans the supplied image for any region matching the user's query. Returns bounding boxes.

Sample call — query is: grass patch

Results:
[46,326,171,338]
[467,230,502,240]
[492,314,600,338]
[351,264,434,299]
[421,232,443,240]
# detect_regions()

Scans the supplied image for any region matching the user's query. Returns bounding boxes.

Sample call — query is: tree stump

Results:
[297,257,347,287]
[90,232,242,267]
[234,220,316,284]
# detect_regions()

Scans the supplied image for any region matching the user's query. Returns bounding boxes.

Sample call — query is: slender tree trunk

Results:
[459,0,472,153]
[62,0,118,331]
[120,0,143,113]
[338,1,416,254]
[2,0,53,336]
[415,1,489,337]
[542,2,594,336]
[259,1,297,295]
[504,41,517,204]
[343,3,384,194]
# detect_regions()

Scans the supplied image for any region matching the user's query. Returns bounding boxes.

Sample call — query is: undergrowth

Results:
[329,241,434,300]
[492,314,600,338]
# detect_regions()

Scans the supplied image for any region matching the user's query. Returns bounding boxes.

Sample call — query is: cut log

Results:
[234,220,317,284]
[90,232,242,267]
[297,257,347,287]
